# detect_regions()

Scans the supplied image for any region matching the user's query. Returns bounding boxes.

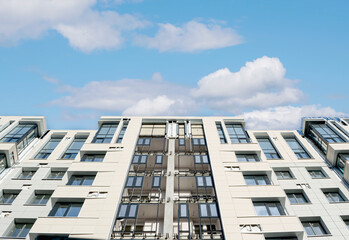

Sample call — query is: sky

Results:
[0,0,348,130]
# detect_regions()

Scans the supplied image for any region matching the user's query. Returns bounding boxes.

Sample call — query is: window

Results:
[179,204,188,218]
[337,153,349,175]
[275,170,293,180]
[62,136,87,159]
[341,216,349,229]
[126,176,143,188]
[199,203,218,217]
[133,155,148,164]
[194,155,209,164]
[257,138,281,159]
[116,120,129,143]
[179,138,185,146]
[67,175,95,186]
[323,190,346,203]
[236,154,259,162]
[308,169,326,179]
[302,220,328,236]
[0,153,7,174]
[265,238,297,240]
[192,138,206,146]
[137,137,151,145]
[0,190,20,204]
[117,204,138,218]
[92,123,118,143]
[155,155,163,164]
[216,122,227,143]
[244,175,271,185]
[81,154,105,162]
[310,124,345,143]
[17,169,36,180]
[152,176,161,188]
[6,221,34,238]
[29,192,52,205]
[286,192,309,204]
[35,136,64,159]
[225,124,250,143]
[253,202,286,216]
[49,202,83,217]
[196,176,213,187]
[46,170,66,180]
[0,123,38,154]
[285,137,311,159]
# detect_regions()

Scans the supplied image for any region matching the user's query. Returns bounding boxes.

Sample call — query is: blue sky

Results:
[0,0,348,130]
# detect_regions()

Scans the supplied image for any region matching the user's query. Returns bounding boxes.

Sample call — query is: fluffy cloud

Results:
[50,75,197,115]
[242,105,346,130]
[0,0,147,52]
[191,56,304,112]
[135,20,243,52]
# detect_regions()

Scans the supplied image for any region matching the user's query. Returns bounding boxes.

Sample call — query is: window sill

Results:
[307,234,332,237]
[0,203,12,205]
[277,178,297,180]
[290,203,312,205]
[23,204,47,206]
[329,201,349,204]
[42,178,63,181]
[11,178,32,180]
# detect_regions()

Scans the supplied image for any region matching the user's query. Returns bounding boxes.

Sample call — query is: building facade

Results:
[0,116,349,240]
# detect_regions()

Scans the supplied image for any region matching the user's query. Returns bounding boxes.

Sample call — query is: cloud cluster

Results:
[47,56,342,130]
[135,20,242,52]
[0,0,242,52]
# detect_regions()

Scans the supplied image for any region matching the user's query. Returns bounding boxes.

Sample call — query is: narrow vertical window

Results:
[216,122,227,143]
[284,137,310,159]
[117,120,129,143]
[62,136,87,159]
[257,138,281,159]
[35,136,64,159]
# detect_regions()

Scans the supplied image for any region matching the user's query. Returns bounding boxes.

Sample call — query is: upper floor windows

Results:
[192,138,206,146]
[257,138,281,159]
[0,153,7,174]
[92,122,118,143]
[117,204,138,218]
[17,169,37,180]
[253,201,286,216]
[308,169,326,179]
[196,176,213,187]
[337,153,349,175]
[236,154,260,162]
[67,175,95,186]
[199,203,218,218]
[46,169,66,180]
[225,124,250,143]
[0,190,20,204]
[133,155,148,164]
[284,137,311,159]
[244,175,271,185]
[126,176,143,188]
[116,120,129,143]
[81,154,105,162]
[301,219,329,236]
[35,136,64,159]
[322,189,347,203]
[137,137,151,145]
[286,191,310,204]
[194,155,209,164]
[6,220,35,238]
[275,170,293,180]
[0,123,38,153]
[62,136,87,159]
[216,122,227,143]
[49,202,83,217]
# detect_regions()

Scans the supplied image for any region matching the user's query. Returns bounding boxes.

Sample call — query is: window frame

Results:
[34,135,64,159]
[257,137,282,159]
[225,123,250,143]
[80,154,105,162]
[284,137,311,159]
[92,122,119,144]
[67,175,95,186]
[198,203,219,218]
[61,136,87,160]
[236,154,260,162]
[49,202,83,217]
[244,175,271,185]
[253,201,286,216]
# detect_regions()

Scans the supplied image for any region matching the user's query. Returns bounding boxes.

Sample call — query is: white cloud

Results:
[191,56,304,112]
[242,105,346,130]
[135,20,243,52]
[0,0,147,52]
[50,76,197,115]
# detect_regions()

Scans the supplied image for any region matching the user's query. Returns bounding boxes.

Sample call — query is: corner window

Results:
[49,202,83,217]
[257,138,281,159]
[337,153,349,175]
[253,202,286,216]
[216,122,227,143]
[0,153,7,174]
